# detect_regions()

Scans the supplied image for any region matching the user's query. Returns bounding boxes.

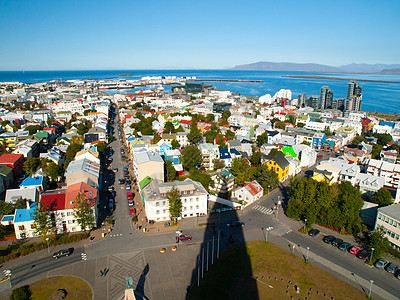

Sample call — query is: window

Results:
[184,199,187,203]
[196,197,199,201]
[389,219,393,225]
[190,198,193,202]
[163,209,167,213]
[18,225,25,230]
[156,210,160,214]
[190,206,193,210]
[67,212,72,216]
[163,201,166,206]
[196,205,199,209]
[31,224,36,229]
[155,202,159,207]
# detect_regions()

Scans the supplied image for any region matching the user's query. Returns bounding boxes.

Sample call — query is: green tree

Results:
[73,192,95,233]
[46,118,56,127]
[287,114,296,125]
[164,122,175,134]
[13,198,27,209]
[269,149,284,156]
[213,158,225,170]
[323,127,333,137]
[189,168,213,191]
[0,120,10,127]
[94,142,107,154]
[256,132,269,147]
[222,110,231,120]
[351,134,367,145]
[83,109,96,116]
[205,114,215,122]
[301,141,311,146]
[275,121,286,130]
[64,143,84,169]
[10,285,31,300]
[373,133,393,146]
[31,205,52,242]
[0,201,13,215]
[225,130,235,141]
[254,164,278,192]
[363,227,390,262]
[167,187,182,223]
[250,151,262,166]
[204,130,218,144]
[165,160,177,181]
[372,188,393,206]
[371,144,383,159]
[45,162,62,181]
[23,157,41,176]
[171,139,180,149]
[25,125,43,135]
[187,122,202,144]
[230,157,254,186]
[182,145,202,170]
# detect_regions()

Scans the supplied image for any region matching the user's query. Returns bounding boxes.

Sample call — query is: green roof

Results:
[282,147,297,158]
[36,131,49,138]
[0,164,13,176]
[139,176,153,189]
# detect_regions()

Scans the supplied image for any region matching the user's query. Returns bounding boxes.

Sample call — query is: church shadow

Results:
[186,201,259,300]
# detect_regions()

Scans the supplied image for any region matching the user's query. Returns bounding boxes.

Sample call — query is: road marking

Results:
[81,253,87,260]
[253,205,273,215]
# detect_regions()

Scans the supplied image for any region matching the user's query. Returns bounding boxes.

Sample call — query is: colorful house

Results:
[0,153,24,179]
[262,154,290,181]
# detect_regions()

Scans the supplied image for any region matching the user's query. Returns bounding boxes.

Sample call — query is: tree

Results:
[83,109,96,116]
[205,114,215,122]
[182,145,202,170]
[171,139,180,150]
[323,127,333,137]
[351,134,367,145]
[275,121,286,130]
[225,130,235,141]
[23,157,40,176]
[167,187,182,223]
[46,118,56,127]
[373,133,393,146]
[204,130,218,144]
[13,198,27,209]
[363,227,390,262]
[64,142,84,169]
[94,142,107,154]
[269,149,284,156]
[77,120,92,135]
[213,158,225,170]
[256,132,269,147]
[372,188,393,206]
[250,151,262,166]
[0,120,10,127]
[31,205,52,242]
[10,286,31,300]
[164,122,175,134]
[287,114,296,125]
[230,157,254,186]
[301,141,311,146]
[45,162,62,181]
[187,123,202,145]
[73,192,94,233]
[189,168,213,191]
[165,160,177,181]
[25,125,43,135]
[222,110,231,120]
[0,201,13,215]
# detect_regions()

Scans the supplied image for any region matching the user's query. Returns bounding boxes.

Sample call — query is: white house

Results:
[232,181,263,205]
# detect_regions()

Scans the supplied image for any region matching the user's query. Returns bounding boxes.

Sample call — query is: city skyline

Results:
[0,0,399,71]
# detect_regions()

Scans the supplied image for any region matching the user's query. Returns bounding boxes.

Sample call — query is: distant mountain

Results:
[380,68,400,74]
[338,63,400,73]
[231,61,342,73]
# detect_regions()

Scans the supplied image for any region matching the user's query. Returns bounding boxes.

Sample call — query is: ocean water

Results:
[0,70,399,114]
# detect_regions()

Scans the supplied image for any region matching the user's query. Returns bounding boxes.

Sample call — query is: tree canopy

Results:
[31,205,52,241]
[372,188,393,206]
[256,132,268,147]
[73,192,95,232]
[189,168,213,190]
[23,157,41,176]
[181,145,202,170]
[165,160,177,181]
[171,139,180,150]
[286,178,364,234]
[187,122,202,144]
[167,187,182,223]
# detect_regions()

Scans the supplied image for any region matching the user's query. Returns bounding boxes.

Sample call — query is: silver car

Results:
[375,258,389,269]
[386,263,398,274]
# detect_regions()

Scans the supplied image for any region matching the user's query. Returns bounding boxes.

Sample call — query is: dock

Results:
[189,78,263,83]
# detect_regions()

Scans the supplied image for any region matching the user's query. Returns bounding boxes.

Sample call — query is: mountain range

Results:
[230,61,400,74]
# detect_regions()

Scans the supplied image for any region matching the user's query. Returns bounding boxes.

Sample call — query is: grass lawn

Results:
[190,240,366,300]
[29,276,92,300]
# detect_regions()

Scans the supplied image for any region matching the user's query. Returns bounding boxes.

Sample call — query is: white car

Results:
[126,184,131,190]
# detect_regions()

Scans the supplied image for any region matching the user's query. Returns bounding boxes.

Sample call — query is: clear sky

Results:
[0,0,399,70]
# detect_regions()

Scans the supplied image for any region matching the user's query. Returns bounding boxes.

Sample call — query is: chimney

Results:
[26,200,30,210]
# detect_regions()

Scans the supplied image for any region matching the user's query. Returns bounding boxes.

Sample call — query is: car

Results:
[52,248,73,259]
[125,179,131,185]
[113,168,118,173]
[356,249,369,260]
[130,208,136,215]
[124,174,130,179]
[308,229,320,237]
[108,187,114,192]
[349,246,361,255]
[126,184,131,190]
[127,192,133,200]
[124,167,128,172]
[176,234,192,241]
[375,258,389,269]
[331,238,343,247]
[119,179,125,184]
[317,155,323,158]
[338,242,352,251]
[386,263,398,274]
[230,221,245,227]
[109,199,113,209]
[122,155,126,159]
[322,235,335,244]
[128,200,134,206]
[124,170,129,175]
[395,269,400,279]
[108,173,114,180]
[121,149,125,154]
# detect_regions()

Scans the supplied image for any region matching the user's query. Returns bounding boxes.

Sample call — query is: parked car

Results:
[124,167,128,172]
[323,235,335,244]
[375,258,389,269]
[128,200,134,206]
[394,269,400,279]
[124,170,129,175]
[119,179,125,184]
[386,263,398,274]
[349,246,361,255]
[127,192,133,200]
[108,173,114,180]
[130,208,136,215]
[52,248,73,259]
[230,221,245,227]
[308,229,320,237]
[125,179,131,185]
[176,234,192,241]
[338,242,352,251]
[122,155,126,159]
[113,168,118,173]
[126,184,131,190]
[109,199,113,209]
[356,249,369,260]
[317,155,323,158]
[108,187,114,192]
[331,238,343,247]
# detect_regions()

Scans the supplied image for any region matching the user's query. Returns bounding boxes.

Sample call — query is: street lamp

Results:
[46,237,50,253]
[368,280,374,298]
[304,219,307,231]
[306,247,310,262]
[369,247,374,263]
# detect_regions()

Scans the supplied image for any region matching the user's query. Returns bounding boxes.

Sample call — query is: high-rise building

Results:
[306,96,319,109]
[332,98,345,111]
[298,93,306,108]
[319,86,333,109]
[345,81,362,111]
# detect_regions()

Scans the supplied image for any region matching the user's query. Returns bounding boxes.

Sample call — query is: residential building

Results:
[345,81,362,111]
[0,164,14,188]
[133,149,164,183]
[13,139,39,159]
[65,158,100,188]
[13,202,38,239]
[375,204,400,251]
[5,186,39,204]
[319,86,333,109]
[232,180,263,205]
[0,153,24,179]
[261,154,290,181]
[176,132,189,147]
[210,170,235,195]
[19,176,48,193]
[366,159,400,189]
[199,143,220,171]
[142,178,208,222]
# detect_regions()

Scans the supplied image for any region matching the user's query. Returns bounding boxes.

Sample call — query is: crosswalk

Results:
[253,205,273,215]
[110,233,123,237]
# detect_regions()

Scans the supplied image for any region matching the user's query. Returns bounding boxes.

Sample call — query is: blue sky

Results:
[0,0,399,70]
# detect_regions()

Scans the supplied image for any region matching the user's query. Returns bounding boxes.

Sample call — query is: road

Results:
[2,107,399,299]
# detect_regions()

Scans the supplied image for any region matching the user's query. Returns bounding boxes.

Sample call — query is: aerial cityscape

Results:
[0,1,400,300]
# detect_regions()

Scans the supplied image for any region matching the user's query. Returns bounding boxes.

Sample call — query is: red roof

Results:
[41,192,66,211]
[65,181,97,209]
[0,154,24,165]
[179,120,191,125]
[43,127,56,132]
[244,181,263,196]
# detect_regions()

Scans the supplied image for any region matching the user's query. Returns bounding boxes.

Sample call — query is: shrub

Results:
[10,285,31,300]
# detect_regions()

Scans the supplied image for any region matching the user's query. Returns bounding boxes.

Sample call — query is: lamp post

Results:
[369,247,374,263]
[368,280,374,298]
[304,219,307,231]
[291,244,295,255]
[46,237,50,253]
[306,247,309,262]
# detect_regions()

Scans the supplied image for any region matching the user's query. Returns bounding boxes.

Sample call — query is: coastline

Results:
[283,75,400,84]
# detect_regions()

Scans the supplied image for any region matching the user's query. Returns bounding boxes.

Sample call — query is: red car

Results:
[349,246,361,255]
[130,208,136,215]
[356,249,370,260]
[127,192,133,200]
[176,234,192,241]
[317,155,323,158]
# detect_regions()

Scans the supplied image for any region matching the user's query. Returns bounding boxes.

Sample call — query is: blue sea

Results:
[0,70,399,114]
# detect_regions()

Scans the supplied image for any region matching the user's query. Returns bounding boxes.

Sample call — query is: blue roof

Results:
[219,148,231,159]
[230,148,241,156]
[380,121,395,128]
[20,176,44,187]
[2,215,14,222]
[14,202,37,223]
